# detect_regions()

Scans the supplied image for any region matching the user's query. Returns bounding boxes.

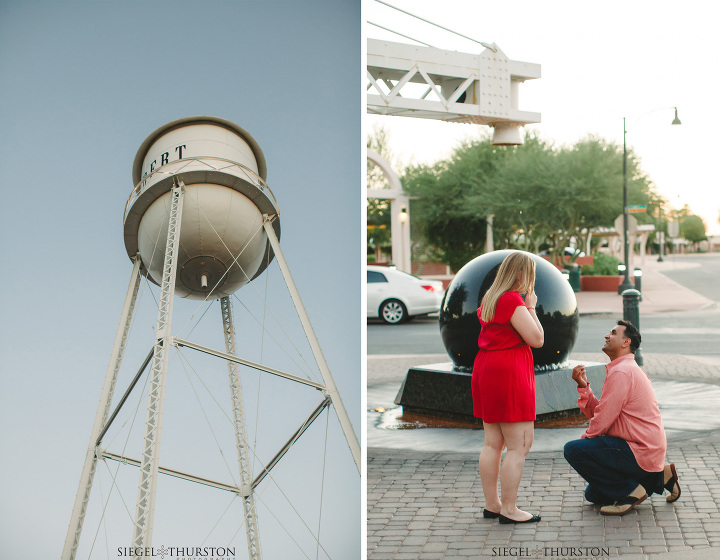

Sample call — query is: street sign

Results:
[668,221,680,237]
[628,205,647,213]
[615,214,638,236]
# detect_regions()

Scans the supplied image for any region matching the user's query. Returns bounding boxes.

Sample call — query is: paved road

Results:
[368,308,720,358]
[657,254,720,303]
[575,308,720,357]
[367,315,446,355]
[368,253,720,358]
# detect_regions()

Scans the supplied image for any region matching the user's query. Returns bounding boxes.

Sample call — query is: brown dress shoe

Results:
[664,463,681,503]
[600,485,648,516]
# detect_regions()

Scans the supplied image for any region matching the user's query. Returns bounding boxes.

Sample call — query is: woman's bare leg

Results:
[498,421,535,521]
[478,422,504,513]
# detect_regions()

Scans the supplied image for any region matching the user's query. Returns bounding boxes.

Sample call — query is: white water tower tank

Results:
[123,116,280,300]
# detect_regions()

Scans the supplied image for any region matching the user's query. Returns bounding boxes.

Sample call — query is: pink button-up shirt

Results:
[577,353,666,472]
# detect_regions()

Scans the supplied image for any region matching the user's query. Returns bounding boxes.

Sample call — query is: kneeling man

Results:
[564,320,680,516]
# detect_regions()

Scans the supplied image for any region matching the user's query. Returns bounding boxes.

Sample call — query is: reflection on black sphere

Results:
[439,250,579,372]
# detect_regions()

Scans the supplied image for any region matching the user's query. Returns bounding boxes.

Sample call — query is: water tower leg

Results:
[132,182,185,548]
[61,256,143,560]
[262,218,361,472]
[220,296,262,560]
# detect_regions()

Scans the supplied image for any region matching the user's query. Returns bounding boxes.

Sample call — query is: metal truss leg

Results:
[262,217,361,472]
[62,256,143,560]
[132,182,185,548]
[220,296,262,560]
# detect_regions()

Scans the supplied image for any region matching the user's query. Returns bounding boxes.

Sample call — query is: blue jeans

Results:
[564,436,663,503]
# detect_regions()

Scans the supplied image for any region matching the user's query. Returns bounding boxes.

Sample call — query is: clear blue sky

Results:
[0,1,360,559]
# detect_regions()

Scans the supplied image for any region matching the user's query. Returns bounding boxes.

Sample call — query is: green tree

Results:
[549,137,629,262]
[402,132,662,269]
[477,134,563,256]
[680,214,707,247]
[403,134,509,271]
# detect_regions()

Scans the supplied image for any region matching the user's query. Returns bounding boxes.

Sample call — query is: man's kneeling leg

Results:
[564,436,641,501]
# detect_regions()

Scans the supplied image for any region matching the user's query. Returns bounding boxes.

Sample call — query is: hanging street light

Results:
[619,107,681,292]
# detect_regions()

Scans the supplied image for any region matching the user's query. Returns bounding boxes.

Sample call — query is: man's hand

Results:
[572,365,588,388]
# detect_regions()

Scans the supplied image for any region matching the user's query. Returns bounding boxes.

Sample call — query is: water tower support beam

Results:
[61,256,143,560]
[172,338,327,390]
[132,181,185,549]
[262,217,361,472]
[96,347,154,445]
[251,396,332,489]
[220,296,262,560]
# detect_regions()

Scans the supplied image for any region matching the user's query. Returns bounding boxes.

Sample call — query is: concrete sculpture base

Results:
[394,361,606,423]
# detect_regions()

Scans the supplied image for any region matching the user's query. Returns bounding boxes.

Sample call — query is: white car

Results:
[367,265,445,324]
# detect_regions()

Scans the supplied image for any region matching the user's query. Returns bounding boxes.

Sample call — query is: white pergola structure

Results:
[367,39,541,144]
[367,149,411,273]
[588,221,657,267]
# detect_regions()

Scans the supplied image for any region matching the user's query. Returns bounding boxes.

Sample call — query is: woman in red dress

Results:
[472,252,544,524]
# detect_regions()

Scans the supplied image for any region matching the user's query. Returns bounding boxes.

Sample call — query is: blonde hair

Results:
[480,252,536,322]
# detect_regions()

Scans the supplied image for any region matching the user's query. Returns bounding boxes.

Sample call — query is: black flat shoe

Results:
[664,463,681,503]
[483,509,500,519]
[498,513,541,524]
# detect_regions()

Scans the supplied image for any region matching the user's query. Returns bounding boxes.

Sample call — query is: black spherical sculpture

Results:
[439,250,579,372]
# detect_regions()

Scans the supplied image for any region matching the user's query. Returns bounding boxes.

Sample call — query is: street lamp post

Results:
[620,117,634,292]
[620,107,681,292]
[657,209,665,262]
[399,206,409,273]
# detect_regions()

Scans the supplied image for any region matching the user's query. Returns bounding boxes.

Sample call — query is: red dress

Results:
[472,291,536,423]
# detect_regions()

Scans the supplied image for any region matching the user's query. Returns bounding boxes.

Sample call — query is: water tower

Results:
[62,117,360,560]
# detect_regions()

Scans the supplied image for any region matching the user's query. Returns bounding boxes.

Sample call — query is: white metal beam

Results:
[220,296,262,560]
[96,347,154,445]
[100,451,248,495]
[61,255,143,560]
[367,38,540,126]
[132,181,185,549]
[172,337,327,391]
[251,396,331,489]
[262,217,361,472]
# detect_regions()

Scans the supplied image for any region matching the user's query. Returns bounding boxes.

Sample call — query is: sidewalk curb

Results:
[368,428,720,460]
[579,300,717,317]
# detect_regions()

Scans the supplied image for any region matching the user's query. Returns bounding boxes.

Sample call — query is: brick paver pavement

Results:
[368,432,720,559]
[367,353,720,559]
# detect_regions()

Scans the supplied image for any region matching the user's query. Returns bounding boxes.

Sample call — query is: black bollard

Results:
[569,263,581,292]
[622,288,643,366]
[633,267,642,300]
